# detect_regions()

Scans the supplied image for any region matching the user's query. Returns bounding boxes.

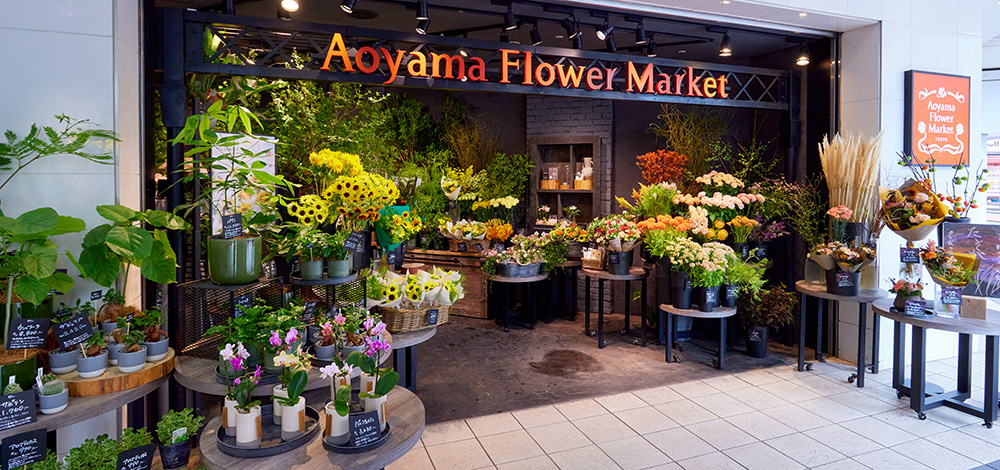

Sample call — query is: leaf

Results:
[287,370,308,400]
[105,226,153,260]
[11,207,58,235]
[140,238,177,284]
[83,224,112,248]
[144,210,188,230]
[44,271,74,295]
[22,244,57,278]
[373,371,399,397]
[96,204,137,223]
[44,215,86,236]
[14,276,50,305]
[78,245,120,287]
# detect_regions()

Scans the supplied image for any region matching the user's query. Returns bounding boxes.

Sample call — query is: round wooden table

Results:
[659,304,736,370]
[582,267,649,349]
[389,327,436,392]
[873,298,1000,426]
[795,281,887,387]
[199,386,425,470]
[488,273,548,332]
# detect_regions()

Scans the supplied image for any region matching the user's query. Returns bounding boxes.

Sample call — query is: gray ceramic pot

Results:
[76,350,108,378]
[106,342,125,366]
[118,346,147,373]
[340,344,364,360]
[100,321,118,336]
[144,337,169,362]
[33,384,68,415]
[48,350,77,374]
[312,335,337,362]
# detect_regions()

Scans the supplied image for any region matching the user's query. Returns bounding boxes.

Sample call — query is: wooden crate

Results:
[404,249,488,319]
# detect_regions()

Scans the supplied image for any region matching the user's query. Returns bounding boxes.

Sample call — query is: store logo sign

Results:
[320,33,730,100]
[905,70,971,165]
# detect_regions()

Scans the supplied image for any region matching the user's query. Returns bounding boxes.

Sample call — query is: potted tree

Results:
[135,308,169,362]
[33,373,68,415]
[96,289,135,335]
[736,285,797,358]
[156,408,205,470]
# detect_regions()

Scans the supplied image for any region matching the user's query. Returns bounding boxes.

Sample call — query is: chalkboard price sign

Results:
[1,429,47,469]
[344,231,367,254]
[387,250,398,266]
[348,411,381,447]
[232,292,255,318]
[53,314,94,350]
[302,300,319,323]
[221,213,243,240]
[91,290,103,301]
[474,243,484,253]
[428,309,439,325]
[941,286,963,305]
[0,390,37,432]
[7,318,50,350]
[457,242,467,252]
[836,273,854,288]
[115,443,155,470]
[905,299,927,316]
[704,288,718,305]
[725,284,738,299]
[608,253,620,265]
[900,247,921,264]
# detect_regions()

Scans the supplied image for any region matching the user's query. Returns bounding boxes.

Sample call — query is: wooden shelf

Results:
[537,189,594,194]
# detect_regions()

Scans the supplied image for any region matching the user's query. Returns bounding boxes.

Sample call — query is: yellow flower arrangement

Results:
[387,211,422,244]
[485,219,514,242]
[727,216,758,244]
[323,172,400,232]
[286,194,330,227]
[309,149,363,177]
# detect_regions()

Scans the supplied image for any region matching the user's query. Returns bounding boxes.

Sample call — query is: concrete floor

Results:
[415,313,808,424]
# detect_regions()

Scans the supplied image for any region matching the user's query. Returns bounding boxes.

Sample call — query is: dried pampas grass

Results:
[819,132,884,242]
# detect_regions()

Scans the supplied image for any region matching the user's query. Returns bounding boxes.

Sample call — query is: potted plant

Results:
[233,364,263,448]
[661,237,704,309]
[325,230,354,278]
[95,289,135,335]
[156,408,205,470]
[293,227,329,280]
[112,317,147,374]
[219,342,251,437]
[313,320,339,361]
[690,242,730,312]
[206,304,266,376]
[736,285,796,358]
[722,254,766,309]
[63,428,151,470]
[727,216,758,260]
[889,278,924,311]
[274,358,309,441]
[347,343,398,432]
[587,215,642,275]
[339,307,371,358]
[75,331,108,378]
[271,347,310,427]
[747,218,788,260]
[321,361,353,445]
[33,373,68,414]
[260,309,304,374]
[135,308,169,362]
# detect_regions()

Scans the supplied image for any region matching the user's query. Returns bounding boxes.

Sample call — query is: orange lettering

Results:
[320,33,354,72]
[355,46,379,74]
[468,57,487,82]
[586,67,604,90]
[380,48,405,85]
[702,77,717,98]
[407,51,428,77]
[656,73,672,94]
[718,75,729,98]
[685,66,703,97]
[604,68,617,91]
[500,49,520,84]
[556,64,586,88]
[430,53,464,79]
[535,62,556,86]
[626,62,654,93]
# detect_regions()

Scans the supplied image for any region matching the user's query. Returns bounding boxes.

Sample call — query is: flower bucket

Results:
[746,326,768,358]
[825,270,860,296]
[671,270,692,309]
[654,259,672,307]
[498,262,541,278]
[606,250,633,276]
[327,253,354,279]
[721,284,738,308]
[693,286,719,312]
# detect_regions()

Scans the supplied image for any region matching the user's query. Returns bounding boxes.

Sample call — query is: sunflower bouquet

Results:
[548,220,589,244]
[286,194,330,228]
[367,267,464,309]
[920,241,980,287]
[309,149,363,191]
[324,172,400,232]
[377,209,422,245]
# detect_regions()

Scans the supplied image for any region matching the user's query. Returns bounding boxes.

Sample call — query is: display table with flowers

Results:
[794,280,886,387]
[581,267,649,349]
[658,303,736,370]
[488,272,549,332]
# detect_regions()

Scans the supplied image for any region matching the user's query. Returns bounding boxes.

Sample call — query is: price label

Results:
[232,292,255,318]
[344,231,367,254]
[302,300,319,322]
[6,318,50,350]
[171,427,187,444]
[704,288,718,304]
[941,286,963,305]
[387,250,398,266]
[755,244,768,258]
[91,290,103,301]
[836,272,854,288]
[0,390,37,432]
[52,314,94,349]
[457,242,467,252]
[474,243,484,253]
[115,443,154,470]
[905,299,927,316]
[609,253,620,265]
[900,247,921,264]
[738,245,749,259]
[221,213,243,240]
[428,309,439,325]
[348,411,381,447]
[725,284,738,299]
[1,429,47,469]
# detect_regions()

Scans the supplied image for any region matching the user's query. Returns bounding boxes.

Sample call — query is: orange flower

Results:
[636,150,687,184]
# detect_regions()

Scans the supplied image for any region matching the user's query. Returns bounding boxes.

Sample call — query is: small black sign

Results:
[6,318,50,350]
[904,299,927,316]
[387,250,398,266]
[115,443,155,470]
[704,288,718,304]
[428,309,439,325]
[738,245,749,259]
[900,247,921,264]
[302,300,319,322]
[473,243,484,253]
[125,312,135,324]
[52,314,94,350]
[0,390,37,432]
[755,244,768,258]
[457,242,467,252]
[942,286,964,305]
[232,292,255,319]
[747,328,764,342]
[725,284,738,299]
[54,309,71,320]
[221,213,243,240]
[492,242,505,252]
[1,429,47,469]
[349,411,381,447]
[91,290,103,301]
[836,272,854,288]
[683,278,691,291]
[344,231,367,254]
[609,253,620,265]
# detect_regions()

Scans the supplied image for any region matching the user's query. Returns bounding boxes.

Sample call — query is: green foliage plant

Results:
[205,301,268,348]
[346,350,399,399]
[39,373,64,396]
[26,450,59,470]
[777,176,828,249]
[649,104,730,186]
[156,408,205,444]
[737,284,797,328]
[724,255,767,300]
[0,208,83,308]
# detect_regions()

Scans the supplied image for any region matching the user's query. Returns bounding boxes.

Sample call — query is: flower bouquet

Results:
[485,219,513,244]
[536,205,557,226]
[888,278,924,311]
[439,219,488,252]
[616,182,678,220]
[587,214,642,252]
[661,237,706,309]
[696,171,744,196]
[367,267,463,331]
[920,241,980,288]
[689,242,732,312]
[879,180,948,242]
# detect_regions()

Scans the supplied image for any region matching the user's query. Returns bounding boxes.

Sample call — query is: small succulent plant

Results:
[3,382,23,394]
[40,374,65,396]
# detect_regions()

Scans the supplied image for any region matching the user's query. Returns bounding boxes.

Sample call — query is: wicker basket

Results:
[581,248,606,270]
[380,306,450,333]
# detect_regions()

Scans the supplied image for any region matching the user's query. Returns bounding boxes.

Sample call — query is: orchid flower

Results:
[285,327,299,346]
[236,342,250,360]
[220,343,236,362]
[252,365,262,381]
[362,317,376,332]
[319,364,338,379]
[332,313,346,326]
[230,356,243,372]
[269,331,282,348]
[274,350,295,368]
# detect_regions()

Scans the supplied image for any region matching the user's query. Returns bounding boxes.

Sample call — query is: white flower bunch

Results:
[695,171,744,190]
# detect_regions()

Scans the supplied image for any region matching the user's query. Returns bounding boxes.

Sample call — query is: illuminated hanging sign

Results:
[320,33,731,100]
[905,70,971,165]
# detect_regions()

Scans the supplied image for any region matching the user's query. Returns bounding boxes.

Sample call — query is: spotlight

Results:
[500,30,510,43]
[646,40,657,57]
[572,34,583,49]
[458,48,469,57]
[530,25,543,46]
[596,19,614,41]
[280,0,299,12]
[415,19,430,34]
[277,4,291,19]
[634,20,648,45]
[606,34,616,52]
[562,16,580,39]
[416,0,429,21]
[796,44,810,66]
[719,33,732,57]
[341,0,356,13]
[504,6,518,31]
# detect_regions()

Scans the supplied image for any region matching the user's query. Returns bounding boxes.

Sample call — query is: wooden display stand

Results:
[528,136,601,228]
[60,348,175,397]
[404,249,488,319]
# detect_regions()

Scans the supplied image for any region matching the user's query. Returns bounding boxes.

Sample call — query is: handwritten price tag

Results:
[349,411,381,447]
[0,390,37,431]
[1,429,47,469]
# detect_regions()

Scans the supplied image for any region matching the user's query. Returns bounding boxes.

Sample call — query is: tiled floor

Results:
[391,354,1000,470]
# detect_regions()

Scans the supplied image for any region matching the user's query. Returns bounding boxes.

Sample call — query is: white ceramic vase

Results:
[223,397,237,437]
[361,374,376,396]
[329,375,350,402]
[279,396,306,441]
[324,402,349,446]
[235,406,262,448]
[272,385,288,425]
[364,395,388,432]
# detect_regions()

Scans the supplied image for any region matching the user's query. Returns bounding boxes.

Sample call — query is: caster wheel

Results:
[672,355,680,362]
[587,330,596,337]
[817,354,827,362]
[504,327,510,332]
[985,421,994,429]
[677,344,684,352]
[712,359,720,369]
[620,328,628,335]
[848,375,856,384]
[918,412,927,421]
[632,338,641,346]
[805,363,814,371]
[599,341,607,348]
[897,391,906,400]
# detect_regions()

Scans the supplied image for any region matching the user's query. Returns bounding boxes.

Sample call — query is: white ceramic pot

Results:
[324,402,349,446]
[329,375,350,402]
[361,374,376,396]
[279,396,306,441]
[223,397,237,437]
[364,395,388,432]
[235,406,261,448]
[272,385,288,425]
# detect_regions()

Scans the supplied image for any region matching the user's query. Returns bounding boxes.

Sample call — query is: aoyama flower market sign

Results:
[905,70,971,165]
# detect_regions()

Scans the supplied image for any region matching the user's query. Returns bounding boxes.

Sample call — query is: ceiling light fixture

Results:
[562,16,580,39]
[719,33,732,57]
[646,39,657,57]
[606,34,617,52]
[277,4,290,19]
[796,44,810,66]
[500,30,510,43]
[280,0,299,12]
[798,12,807,17]
[340,0,356,13]
[530,25,543,46]
[572,34,583,49]
[415,18,430,34]
[596,18,614,41]
[504,5,518,31]
[416,0,429,21]
[634,19,648,45]
[458,34,469,57]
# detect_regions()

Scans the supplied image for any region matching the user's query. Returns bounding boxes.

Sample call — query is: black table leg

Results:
[394,346,418,392]
[503,283,511,332]
[893,320,906,393]
[816,298,826,362]
[641,278,648,347]
[598,279,606,348]
[985,335,999,427]
[127,396,145,430]
[959,333,972,395]
[716,317,726,370]
[911,325,927,419]
[622,280,631,336]
[665,309,673,363]
[529,283,537,329]
[585,276,592,336]
[851,304,867,387]
[871,311,881,374]
[571,268,578,320]
[798,292,808,371]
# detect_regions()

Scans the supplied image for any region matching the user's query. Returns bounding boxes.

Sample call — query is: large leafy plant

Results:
[72,205,187,294]
[0,208,83,305]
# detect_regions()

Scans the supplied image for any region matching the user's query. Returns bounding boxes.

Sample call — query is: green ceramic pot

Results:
[326,253,353,279]
[299,259,324,280]
[208,236,262,285]
[1,355,38,391]
[0,299,53,340]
